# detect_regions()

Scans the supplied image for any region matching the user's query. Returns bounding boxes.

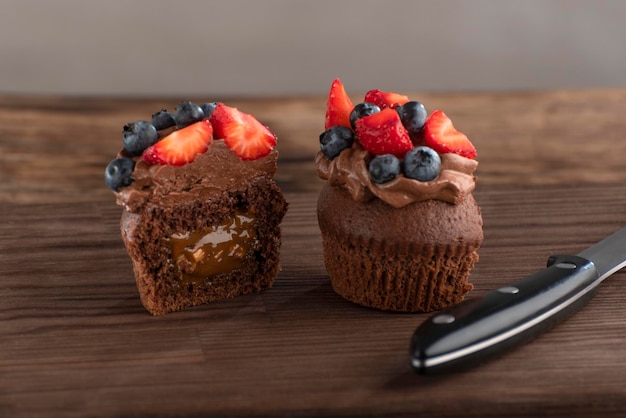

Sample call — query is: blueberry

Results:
[403,146,441,182]
[105,158,135,191]
[151,109,176,130]
[350,102,381,129]
[319,126,355,159]
[369,154,401,184]
[123,121,158,156]
[200,102,218,119]
[396,101,427,135]
[174,101,204,128]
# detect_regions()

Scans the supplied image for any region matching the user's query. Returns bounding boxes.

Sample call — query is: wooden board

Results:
[2,185,626,417]
[2,91,626,417]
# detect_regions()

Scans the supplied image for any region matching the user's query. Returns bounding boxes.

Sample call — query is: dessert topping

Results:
[368,154,401,184]
[324,78,354,130]
[123,121,159,156]
[423,110,477,159]
[396,101,428,139]
[174,101,204,128]
[316,145,477,207]
[115,141,278,212]
[142,120,213,166]
[151,109,177,130]
[349,102,381,129]
[209,103,277,161]
[105,100,278,191]
[319,126,355,160]
[105,157,135,192]
[363,89,410,110]
[200,102,218,119]
[354,107,413,158]
[403,146,441,182]
[317,79,478,207]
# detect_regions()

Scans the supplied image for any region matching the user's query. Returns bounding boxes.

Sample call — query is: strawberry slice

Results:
[210,103,276,160]
[354,108,413,158]
[325,78,354,130]
[423,110,477,159]
[142,120,212,166]
[364,89,410,110]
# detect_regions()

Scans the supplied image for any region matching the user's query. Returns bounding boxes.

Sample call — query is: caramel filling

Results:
[168,209,258,283]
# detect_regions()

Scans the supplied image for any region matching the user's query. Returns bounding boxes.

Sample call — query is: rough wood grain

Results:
[1,91,626,417]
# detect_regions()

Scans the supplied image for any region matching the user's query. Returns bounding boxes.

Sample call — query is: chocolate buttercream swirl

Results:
[315,144,477,208]
[115,140,278,213]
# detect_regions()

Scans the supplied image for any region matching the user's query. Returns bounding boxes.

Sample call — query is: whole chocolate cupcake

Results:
[316,79,483,312]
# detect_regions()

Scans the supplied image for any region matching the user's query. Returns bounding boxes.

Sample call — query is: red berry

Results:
[422,110,477,159]
[354,108,413,158]
[325,78,354,130]
[142,120,212,166]
[210,103,276,160]
[363,89,410,110]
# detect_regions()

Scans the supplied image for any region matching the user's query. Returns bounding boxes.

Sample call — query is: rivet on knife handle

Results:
[410,254,599,374]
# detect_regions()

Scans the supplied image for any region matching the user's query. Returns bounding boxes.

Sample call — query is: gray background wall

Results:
[1,0,625,97]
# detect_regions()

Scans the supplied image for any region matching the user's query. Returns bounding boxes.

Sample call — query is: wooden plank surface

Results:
[2,91,626,417]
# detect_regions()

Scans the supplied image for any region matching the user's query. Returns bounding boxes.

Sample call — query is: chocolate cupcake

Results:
[316,79,483,312]
[105,102,287,315]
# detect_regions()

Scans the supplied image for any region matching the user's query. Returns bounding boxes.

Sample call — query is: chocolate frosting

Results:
[315,144,477,208]
[115,140,278,213]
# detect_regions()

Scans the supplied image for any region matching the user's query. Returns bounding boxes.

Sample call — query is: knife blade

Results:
[410,226,626,374]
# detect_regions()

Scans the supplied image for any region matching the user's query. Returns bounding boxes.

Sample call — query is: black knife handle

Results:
[410,254,599,374]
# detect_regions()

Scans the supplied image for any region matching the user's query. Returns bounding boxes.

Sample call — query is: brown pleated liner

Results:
[320,233,479,312]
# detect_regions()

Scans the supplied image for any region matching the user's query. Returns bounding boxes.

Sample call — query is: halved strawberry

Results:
[142,120,212,166]
[364,89,410,110]
[354,108,413,158]
[210,103,276,160]
[422,110,477,159]
[325,78,354,130]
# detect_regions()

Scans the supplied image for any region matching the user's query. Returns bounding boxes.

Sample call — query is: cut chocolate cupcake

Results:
[106,102,287,315]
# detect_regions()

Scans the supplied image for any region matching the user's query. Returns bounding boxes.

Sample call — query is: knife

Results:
[410,226,626,374]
